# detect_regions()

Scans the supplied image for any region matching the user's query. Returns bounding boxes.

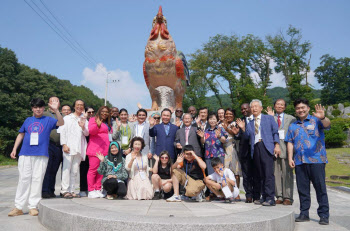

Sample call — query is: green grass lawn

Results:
[0,155,18,166]
[325,148,350,187]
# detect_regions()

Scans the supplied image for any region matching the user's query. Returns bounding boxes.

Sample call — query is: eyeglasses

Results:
[154,117,160,120]
[161,156,169,160]
[87,111,95,114]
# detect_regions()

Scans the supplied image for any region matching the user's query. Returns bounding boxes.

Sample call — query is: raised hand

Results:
[265,106,274,116]
[96,151,104,162]
[175,117,182,127]
[48,98,60,112]
[78,117,86,129]
[221,120,228,130]
[116,118,121,128]
[147,153,153,159]
[218,168,224,177]
[149,116,155,126]
[176,153,184,163]
[236,118,245,130]
[128,114,135,122]
[131,152,137,160]
[196,129,204,138]
[215,127,222,138]
[137,102,142,109]
[169,106,174,113]
[124,148,131,155]
[153,154,159,162]
[313,104,326,119]
[231,126,240,135]
[95,117,102,128]
[195,117,201,126]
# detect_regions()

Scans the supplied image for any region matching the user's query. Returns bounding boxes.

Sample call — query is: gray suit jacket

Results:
[274,113,296,159]
[174,126,202,157]
[131,122,151,156]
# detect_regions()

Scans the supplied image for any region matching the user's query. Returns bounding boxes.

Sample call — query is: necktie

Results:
[277,115,281,128]
[185,127,190,144]
[164,124,170,135]
[255,118,259,135]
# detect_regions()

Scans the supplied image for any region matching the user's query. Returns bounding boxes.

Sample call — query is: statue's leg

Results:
[174,80,185,109]
[149,86,159,111]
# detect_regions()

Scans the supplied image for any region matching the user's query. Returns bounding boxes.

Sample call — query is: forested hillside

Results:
[0,46,110,156]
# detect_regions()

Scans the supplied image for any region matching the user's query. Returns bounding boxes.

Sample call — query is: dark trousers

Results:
[42,142,62,194]
[295,163,329,218]
[240,155,254,199]
[103,178,127,197]
[80,155,89,192]
[253,142,275,201]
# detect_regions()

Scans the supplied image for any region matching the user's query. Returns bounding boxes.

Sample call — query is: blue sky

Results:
[1,0,349,111]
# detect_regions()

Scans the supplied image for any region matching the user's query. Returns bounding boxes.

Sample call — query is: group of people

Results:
[7,96,331,225]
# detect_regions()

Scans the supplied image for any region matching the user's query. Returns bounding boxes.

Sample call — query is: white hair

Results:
[250,99,263,107]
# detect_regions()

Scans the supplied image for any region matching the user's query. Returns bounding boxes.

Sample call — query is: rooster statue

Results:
[143,6,189,111]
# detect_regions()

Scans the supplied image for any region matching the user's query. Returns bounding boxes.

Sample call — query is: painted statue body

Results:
[143,6,189,111]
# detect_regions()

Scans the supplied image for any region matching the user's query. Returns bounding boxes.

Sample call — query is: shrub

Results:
[344,102,350,107]
[325,118,350,147]
[332,109,341,117]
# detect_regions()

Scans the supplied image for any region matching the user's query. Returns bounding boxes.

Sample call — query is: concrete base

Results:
[39,198,295,231]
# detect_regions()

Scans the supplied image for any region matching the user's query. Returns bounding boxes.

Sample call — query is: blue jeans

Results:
[42,142,62,194]
[295,163,329,218]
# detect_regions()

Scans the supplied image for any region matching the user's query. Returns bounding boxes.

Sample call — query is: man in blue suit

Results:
[149,108,179,162]
[237,99,281,206]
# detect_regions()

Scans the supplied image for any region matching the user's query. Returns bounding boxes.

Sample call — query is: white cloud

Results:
[82,64,151,113]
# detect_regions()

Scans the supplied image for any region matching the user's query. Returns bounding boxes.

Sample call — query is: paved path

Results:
[1,166,349,230]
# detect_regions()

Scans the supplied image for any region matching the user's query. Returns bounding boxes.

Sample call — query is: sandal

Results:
[71,193,81,198]
[61,192,73,199]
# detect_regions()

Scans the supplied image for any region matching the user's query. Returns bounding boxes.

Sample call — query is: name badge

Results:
[139,171,146,181]
[278,130,285,140]
[222,185,233,198]
[30,132,39,145]
[122,136,128,144]
[184,179,188,187]
[108,134,113,142]
[306,125,315,130]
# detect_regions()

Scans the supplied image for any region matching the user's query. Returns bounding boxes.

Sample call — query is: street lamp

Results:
[104,72,110,106]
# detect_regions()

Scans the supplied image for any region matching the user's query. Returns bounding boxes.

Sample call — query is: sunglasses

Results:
[154,117,161,120]
[87,111,95,114]
[161,156,169,160]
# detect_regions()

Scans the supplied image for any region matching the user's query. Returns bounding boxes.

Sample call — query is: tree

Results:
[266,25,313,102]
[186,34,271,111]
[315,54,350,104]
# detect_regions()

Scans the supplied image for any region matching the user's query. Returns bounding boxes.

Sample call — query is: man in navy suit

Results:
[149,108,179,162]
[237,99,281,206]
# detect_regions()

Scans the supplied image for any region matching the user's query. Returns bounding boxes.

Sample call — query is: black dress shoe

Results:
[262,199,276,206]
[319,217,329,225]
[152,191,161,200]
[295,214,310,222]
[245,197,253,203]
[50,192,57,198]
[42,192,51,199]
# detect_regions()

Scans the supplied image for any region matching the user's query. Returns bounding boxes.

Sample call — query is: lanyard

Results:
[136,156,143,171]
[185,161,193,179]
[221,169,227,184]
[121,124,129,136]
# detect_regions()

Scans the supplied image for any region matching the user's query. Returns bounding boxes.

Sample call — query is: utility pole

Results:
[105,72,110,106]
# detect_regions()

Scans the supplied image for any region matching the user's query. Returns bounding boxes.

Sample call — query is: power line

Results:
[25,0,96,67]
[38,0,100,66]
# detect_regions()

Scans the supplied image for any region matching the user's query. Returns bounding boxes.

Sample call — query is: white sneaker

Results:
[195,192,203,202]
[88,190,99,199]
[79,191,88,197]
[166,194,182,202]
[96,190,104,198]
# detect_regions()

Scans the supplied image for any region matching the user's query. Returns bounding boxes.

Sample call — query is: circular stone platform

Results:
[38,198,295,231]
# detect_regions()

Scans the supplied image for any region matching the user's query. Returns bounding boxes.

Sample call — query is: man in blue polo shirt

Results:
[8,98,64,217]
[286,98,331,225]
